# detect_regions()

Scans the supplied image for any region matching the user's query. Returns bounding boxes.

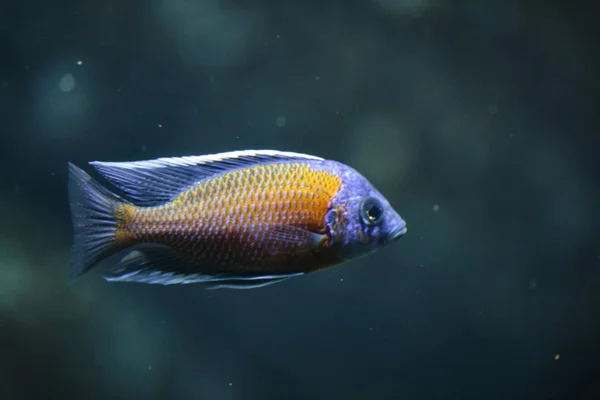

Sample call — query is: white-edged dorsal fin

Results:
[90,149,324,206]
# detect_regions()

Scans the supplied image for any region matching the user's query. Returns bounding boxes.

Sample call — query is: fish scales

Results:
[114,162,342,272]
[67,149,407,288]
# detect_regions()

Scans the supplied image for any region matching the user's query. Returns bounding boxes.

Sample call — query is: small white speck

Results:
[235,136,240,139]
[275,116,286,128]
[148,364,153,371]
[369,327,373,331]
[432,204,440,213]
[59,73,76,92]
[276,34,280,38]
[339,278,344,282]
[76,60,83,66]
[157,124,162,128]
[228,382,233,387]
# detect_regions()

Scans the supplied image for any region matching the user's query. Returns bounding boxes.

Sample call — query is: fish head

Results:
[325,162,407,261]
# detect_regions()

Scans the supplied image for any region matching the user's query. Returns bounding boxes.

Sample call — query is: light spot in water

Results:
[275,116,286,128]
[529,279,537,290]
[58,73,76,92]
[433,204,440,213]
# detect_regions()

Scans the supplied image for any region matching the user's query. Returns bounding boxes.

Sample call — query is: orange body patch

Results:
[114,163,343,272]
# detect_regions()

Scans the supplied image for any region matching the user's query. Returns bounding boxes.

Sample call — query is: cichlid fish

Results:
[67,150,407,289]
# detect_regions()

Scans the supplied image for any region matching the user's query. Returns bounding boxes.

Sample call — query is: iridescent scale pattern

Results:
[116,162,342,272]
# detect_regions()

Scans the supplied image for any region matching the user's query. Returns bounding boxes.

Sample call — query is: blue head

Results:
[323,161,407,261]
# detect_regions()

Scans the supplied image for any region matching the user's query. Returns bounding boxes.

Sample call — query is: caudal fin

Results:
[67,162,126,281]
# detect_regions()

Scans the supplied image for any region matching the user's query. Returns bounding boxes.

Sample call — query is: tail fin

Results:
[67,162,126,281]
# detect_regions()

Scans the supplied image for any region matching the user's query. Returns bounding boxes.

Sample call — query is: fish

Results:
[67,149,407,289]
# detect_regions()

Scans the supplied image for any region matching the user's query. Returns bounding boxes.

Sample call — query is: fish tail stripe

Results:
[67,163,129,281]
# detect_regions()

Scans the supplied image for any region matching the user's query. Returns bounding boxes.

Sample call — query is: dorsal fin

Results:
[89,149,323,206]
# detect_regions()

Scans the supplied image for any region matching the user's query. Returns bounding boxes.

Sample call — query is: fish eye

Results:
[360,197,384,226]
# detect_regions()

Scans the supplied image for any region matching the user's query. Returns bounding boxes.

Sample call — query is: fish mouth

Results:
[390,223,407,240]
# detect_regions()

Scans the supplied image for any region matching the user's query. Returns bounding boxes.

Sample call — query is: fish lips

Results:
[389,223,407,240]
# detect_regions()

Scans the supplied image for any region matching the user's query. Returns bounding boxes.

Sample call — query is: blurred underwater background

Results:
[0,0,599,398]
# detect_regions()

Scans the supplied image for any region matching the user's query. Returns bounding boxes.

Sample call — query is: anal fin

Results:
[203,274,303,290]
[104,247,303,289]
